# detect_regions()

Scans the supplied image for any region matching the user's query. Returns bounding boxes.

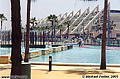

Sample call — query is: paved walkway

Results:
[0,64,120,79]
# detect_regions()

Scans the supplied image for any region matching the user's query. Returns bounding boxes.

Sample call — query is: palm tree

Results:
[22,26,26,30]
[24,0,31,62]
[36,25,43,45]
[42,26,47,45]
[29,17,37,45]
[44,25,49,44]
[36,25,42,31]
[0,14,7,30]
[47,14,58,44]
[56,24,64,41]
[94,24,102,33]
[107,21,116,38]
[30,17,37,30]
[47,26,51,43]
[10,0,22,77]
[25,0,37,62]
[100,0,108,69]
[0,14,7,44]
[64,20,71,39]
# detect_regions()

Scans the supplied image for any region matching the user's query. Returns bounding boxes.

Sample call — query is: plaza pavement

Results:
[0,64,120,79]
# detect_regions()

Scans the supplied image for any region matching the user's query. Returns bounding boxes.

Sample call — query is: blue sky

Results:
[0,0,120,30]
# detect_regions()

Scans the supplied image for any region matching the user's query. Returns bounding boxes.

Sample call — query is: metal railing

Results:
[84,39,120,47]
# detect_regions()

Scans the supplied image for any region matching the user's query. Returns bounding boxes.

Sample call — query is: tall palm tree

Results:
[24,0,31,62]
[24,0,37,62]
[56,24,64,41]
[100,0,108,69]
[0,14,7,44]
[10,0,22,77]
[64,20,71,39]
[47,14,58,44]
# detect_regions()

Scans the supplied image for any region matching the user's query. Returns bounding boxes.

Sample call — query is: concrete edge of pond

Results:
[1,62,120,68]
[30,62,120,67]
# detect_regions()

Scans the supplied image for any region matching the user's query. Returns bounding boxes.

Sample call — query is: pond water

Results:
[0,46,44,56]
[0,45,52,55]
[1,45,120,64]
[29,46,120,64]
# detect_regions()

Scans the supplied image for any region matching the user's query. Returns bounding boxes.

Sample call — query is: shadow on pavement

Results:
[65,68,120,75]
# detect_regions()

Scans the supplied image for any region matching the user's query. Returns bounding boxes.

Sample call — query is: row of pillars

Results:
[0,31,11,45]
[24,31,46,46]
[0,30,64,45]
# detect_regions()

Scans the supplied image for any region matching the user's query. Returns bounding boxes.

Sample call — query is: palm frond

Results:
[0,14,7,21]
[47,14,58,23]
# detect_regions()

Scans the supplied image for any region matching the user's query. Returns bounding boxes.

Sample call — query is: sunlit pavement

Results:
[0,64,120,79]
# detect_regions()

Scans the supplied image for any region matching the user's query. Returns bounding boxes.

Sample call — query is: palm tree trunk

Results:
[67,24,69,39]
[0,21,2,28]
[24,32,26,47]
[8,31,10,45]
[51,21,53,44]
[32,32,34,45]
[43,31,45,45]
[100,0,108,69]
[5,31,6,45]
[48,29,49,43]
[32,23,34,45]
[33,23,34,30]
[35,32,37,45]
[10,0,22,77]
[24,0,31,62]
[60,29,61,41]
[110,30,112,38]
[40,32,42,45]
[1,21,2,44]
[54,24,56,44]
